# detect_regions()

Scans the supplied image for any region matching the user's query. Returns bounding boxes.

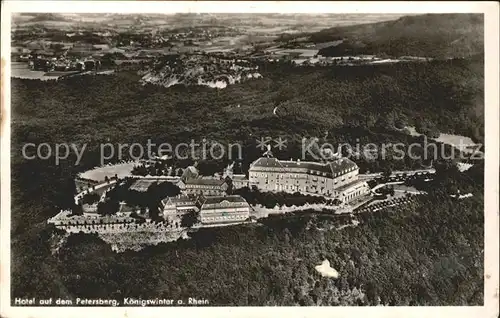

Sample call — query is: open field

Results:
[271,49,319,57]
[392,184,420,193]
[405,126,480,153]
[11,62,60,80]
[368,184,420,207]
[79,162,137,182]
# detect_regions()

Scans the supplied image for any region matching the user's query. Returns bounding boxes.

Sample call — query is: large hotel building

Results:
[248,156,369,203]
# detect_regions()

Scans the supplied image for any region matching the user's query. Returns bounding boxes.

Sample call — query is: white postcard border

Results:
[1,2,498,318]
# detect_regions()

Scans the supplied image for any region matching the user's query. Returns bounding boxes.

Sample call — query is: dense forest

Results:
[312,14,484,58]
[12,55,483,170]
[10,53,484,305]
[11,164,484,305]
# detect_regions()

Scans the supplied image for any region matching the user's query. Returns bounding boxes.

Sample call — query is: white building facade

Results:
[197,195,251,224]
[248,157,369,203]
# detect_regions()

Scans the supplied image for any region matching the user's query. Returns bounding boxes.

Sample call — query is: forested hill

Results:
[313,14,483,58]
[11,56,484,155]
[12,165,485,305]
[10,58,484,305]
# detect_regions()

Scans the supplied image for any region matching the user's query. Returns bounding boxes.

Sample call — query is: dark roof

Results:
[232,174,248,180]
[250,157,357,175]
[172,197,195,204]
[184,178,226,186]
[251,157,283,168]
[181,166,199,180]
[200,195,248,205]
[162,196,195,206]
[327,158,358,174]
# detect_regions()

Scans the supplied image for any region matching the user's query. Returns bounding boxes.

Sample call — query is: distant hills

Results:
[12,13,404,33]
[313,14,483,58]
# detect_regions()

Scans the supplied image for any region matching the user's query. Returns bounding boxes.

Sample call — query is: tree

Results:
[332,199,342,206]
[81,192,100,205]
[426,127,441,139]
[388,185,395,196]
[382,167,393,178]
[180,210,199,228]
[394,117,407,129]
[97,199,119,216]
[72,204,84,216]
[131,165,148,176]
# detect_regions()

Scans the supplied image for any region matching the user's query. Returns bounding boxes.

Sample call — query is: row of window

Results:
[186,185,224,189]
[202,215,246,221]
[251,173,308,179]
[259,175,352,186]
[185,189,224,194]
[343,189,365,201]
[201,208,249,214]
[251,172,355,181]
[255,183,345,196]
[270,184,334,193]
[250,167,357,179]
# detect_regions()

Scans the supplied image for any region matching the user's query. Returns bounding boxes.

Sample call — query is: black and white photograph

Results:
[1,1,498,317]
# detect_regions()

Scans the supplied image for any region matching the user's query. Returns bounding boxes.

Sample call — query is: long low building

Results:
[248,156,369,203]
[196,195,250,224]
[177,177,228,196]
[160,194,251,225]
[335,179,370,202]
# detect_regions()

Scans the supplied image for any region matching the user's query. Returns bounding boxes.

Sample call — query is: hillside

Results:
[11,57,484,157]
[12,165,484,305]
[10,54,484,305]
[313,14,483,58]
[10,56,484,231]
